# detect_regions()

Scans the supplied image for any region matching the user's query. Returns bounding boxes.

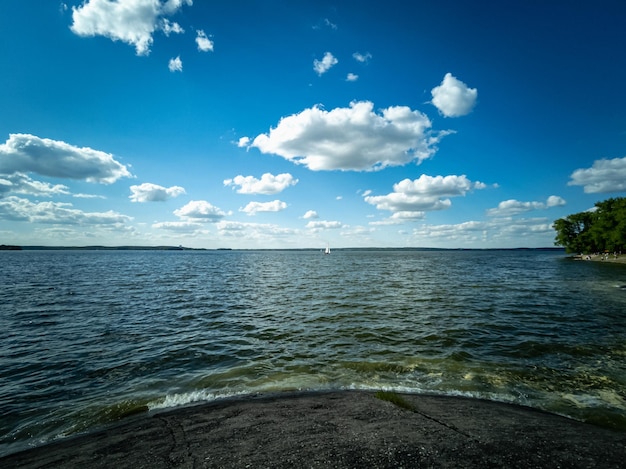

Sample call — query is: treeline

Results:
[553,197,626,253]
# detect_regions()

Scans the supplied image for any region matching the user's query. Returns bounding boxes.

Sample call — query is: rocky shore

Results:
[2,391,625,468]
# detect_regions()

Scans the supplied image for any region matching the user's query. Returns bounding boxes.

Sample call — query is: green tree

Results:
[553,211,596,253]
[553,197,626,253]
[592,198,626,252]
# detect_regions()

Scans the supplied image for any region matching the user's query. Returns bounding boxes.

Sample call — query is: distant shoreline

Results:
[1,245,566,252]
[0,245,201,251]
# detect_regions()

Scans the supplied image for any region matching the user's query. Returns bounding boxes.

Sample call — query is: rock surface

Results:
[2,391,625,468]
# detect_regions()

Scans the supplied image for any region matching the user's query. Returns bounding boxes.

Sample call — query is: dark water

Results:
[1,249,626,456]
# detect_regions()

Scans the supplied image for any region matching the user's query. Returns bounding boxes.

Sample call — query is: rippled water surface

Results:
[1,249,626,456]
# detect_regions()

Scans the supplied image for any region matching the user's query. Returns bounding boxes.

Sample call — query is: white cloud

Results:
[161,18,184,36]
[412,217,561,248]
[129,182,185,202]
[224,173,297,194]
[195,29,214,52]
[313,52,338,76]
[173,200,229,221]
[240,200,287,216]
[365,175,486,214]
[486,195,566,217]
[152,220,204,232]
[370,211,426,225]
[0,196,131,225]
[303,210,318,219]
[490,217,554,241]
[366,192,451,213]
[73,193,106,199]
[410,221,489,246]
[0,173,70,198]
[431,73,478,117]
[305,220,343,231]
[346,73,358,82]
[168,55,183,72]
[546,195,566,207]
[0,133,132,184]
[568,156,626,193]
[393,174,485,196]
[248,101,448,171]
[352,52,372,63]
[162,0,191,13]
[70,0,192,56]
[237,136,250,148]
[216,220,298,240]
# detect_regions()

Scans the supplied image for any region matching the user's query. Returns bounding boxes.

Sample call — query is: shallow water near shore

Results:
[1,249,626,456]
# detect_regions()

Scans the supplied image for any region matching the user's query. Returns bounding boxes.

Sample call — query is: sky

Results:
[1,0,626,249]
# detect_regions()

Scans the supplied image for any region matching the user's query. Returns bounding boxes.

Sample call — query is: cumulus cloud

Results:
[407,216,555,248]
[486,195,566,217]
[240,200,287,216]
[247,101,447,171]
[0,196,131,224]
[237,137,250,148]
[224,173,298,195]
[568,156,626,193]
[546,195,566,207]
[410,221,489,245]
[431,73,478,117]
[365,175,486,214]
[161,18,184,36]
[129,182,185,202]
[305,220,343,231]
[168,55,183,72]
[370,211,426,225]
[70,0,192,56]
[0,134,132,183]
[0,173,70,198]
[195,29,214,51]
[393,174,486,196]
[173,200,229,221]
[346,73,358,82]
[216,220,297,241]
[313,52,338,76]
[353,52,372,63]
[303,210,318,219]
[152,220,204,232]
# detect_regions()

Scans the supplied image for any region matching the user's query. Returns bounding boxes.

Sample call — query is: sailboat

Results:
[324,243,330,255]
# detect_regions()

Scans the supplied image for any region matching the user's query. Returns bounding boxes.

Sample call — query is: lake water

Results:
[1,249,625,456]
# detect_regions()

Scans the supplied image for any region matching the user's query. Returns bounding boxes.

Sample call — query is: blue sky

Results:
[1,0,626,249]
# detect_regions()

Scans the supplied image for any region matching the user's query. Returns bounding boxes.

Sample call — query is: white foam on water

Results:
[148,389,250,410]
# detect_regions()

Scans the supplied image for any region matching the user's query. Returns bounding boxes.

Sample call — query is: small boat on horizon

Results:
[324,244,330,255]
